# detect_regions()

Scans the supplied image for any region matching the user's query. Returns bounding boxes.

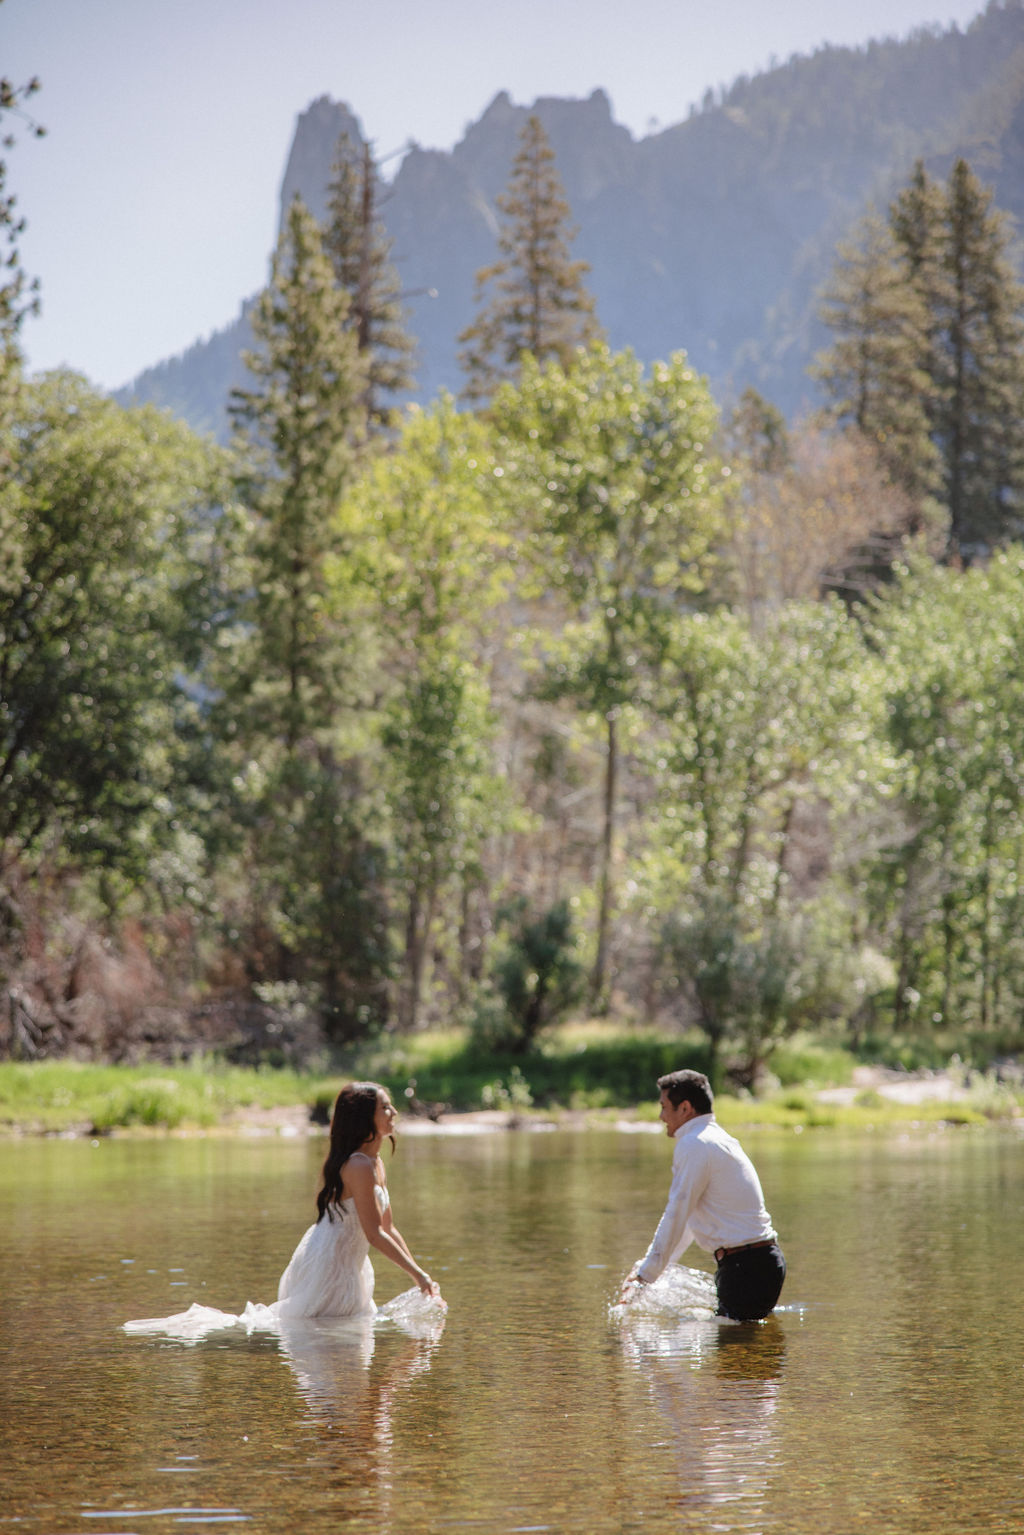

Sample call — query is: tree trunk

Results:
[402,884,424,1031]
[590,709,617,1011]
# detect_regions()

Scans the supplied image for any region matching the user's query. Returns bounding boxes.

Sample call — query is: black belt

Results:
[714,1238,776,1263]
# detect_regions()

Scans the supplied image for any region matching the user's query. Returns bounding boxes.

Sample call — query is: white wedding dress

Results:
[123,1185,445,1343]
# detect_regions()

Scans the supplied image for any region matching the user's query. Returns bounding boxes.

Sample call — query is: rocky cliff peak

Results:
[278,95,366,231]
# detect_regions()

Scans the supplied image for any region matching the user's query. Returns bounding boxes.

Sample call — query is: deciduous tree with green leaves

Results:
[0,371,228,874]
[340,396,511,1028]
[493,343,726,1008]
[861,551,1024,1037]
[641,599,891,1078]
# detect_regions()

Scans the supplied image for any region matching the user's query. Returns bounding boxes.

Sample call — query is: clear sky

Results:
[4,0,991,391]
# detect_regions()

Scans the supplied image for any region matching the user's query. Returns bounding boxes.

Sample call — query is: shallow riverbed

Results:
[1,1121,1022,1533]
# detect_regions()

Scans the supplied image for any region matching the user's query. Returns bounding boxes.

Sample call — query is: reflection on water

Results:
[277,1314,443,1530]
[278,1313,440,1420]
[1,1125,1023,1533]
[617,1296,786,1530]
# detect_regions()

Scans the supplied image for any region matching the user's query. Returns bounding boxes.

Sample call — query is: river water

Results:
[1,1119,1022,1533]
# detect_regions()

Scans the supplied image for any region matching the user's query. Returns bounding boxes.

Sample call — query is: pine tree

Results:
[229,194,365,749]
[889,161,948,308]
[814,210,939,508]
[458,114,602,403]
[816,158,1024,560]
[321,132,415,431]
[723,386,791,475]
[937,159,1024,558]
[226,198,388,1041]
[0,65,44,417]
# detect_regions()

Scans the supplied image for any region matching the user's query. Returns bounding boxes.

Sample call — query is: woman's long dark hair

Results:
[316,1081,394,1223]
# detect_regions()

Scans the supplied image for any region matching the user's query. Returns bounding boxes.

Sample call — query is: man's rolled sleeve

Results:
[635,1140,705,1283]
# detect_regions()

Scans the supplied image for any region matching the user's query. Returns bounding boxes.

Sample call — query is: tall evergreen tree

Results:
[322,132,415,431]
[937,158,1024,558]
[229,195,365,748]
[458,114,602,403]
[816,158,1024,560]
[226,197,386,1041]
[0,59,44,417]
[814,210,939,508]
[888,161,948,312]
[723,386,791,477]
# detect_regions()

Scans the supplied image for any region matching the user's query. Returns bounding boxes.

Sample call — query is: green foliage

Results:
[480,897,585,1053]
[6,129,1024,1083]
[860,549,1024,1039]
[722,387,791,476]
[370,1029,716,1110]
[459,114,602,403]
[816,157,1024,558]
[498,345,724,630]
[341,398,513,1026]
[225,753,392,1043]
[214,196,392,1036]
[229,194,366,748]
[660,902,809,1083]
[0,1058,331,1133]
[322,132,416,428]
[4,1033,1019,1133]
[0,62,44,391]
[0,371,228,871]
[480,1065,534,1110]
[814,208,940,505]
[494,343,727,1005]
[639,598,893,1078]
[938,159,1024,556]
[766,1036,856,1088]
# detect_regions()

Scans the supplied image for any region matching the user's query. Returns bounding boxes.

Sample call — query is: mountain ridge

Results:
[118,2,1024,435]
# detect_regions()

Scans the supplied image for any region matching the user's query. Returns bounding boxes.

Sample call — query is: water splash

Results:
[121,1287,446,1345]
[609,1264,717,1325]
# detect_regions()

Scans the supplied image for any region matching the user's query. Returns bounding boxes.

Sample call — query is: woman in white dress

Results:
[123,1081,443,1340]
[277,1080,442,1318]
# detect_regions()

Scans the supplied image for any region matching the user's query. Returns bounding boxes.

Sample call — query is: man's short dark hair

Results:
[657,1069,713,1116]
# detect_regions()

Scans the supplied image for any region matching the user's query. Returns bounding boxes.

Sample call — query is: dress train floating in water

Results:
[123,1187,446,1344]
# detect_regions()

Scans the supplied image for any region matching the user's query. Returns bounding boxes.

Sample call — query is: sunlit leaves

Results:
[492,342,727,1002]
[861,550,1024,1029]
[339,396,513,1025]
[0,370,227,868]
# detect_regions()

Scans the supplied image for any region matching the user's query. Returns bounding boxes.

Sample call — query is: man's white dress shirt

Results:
[635,1113,776,1284]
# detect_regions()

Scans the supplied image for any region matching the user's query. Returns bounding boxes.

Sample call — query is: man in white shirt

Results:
[622,1068,786,1321]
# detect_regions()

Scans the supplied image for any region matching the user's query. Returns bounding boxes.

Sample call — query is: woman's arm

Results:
[345,1154,439,1296]
[380,1200,417,1264]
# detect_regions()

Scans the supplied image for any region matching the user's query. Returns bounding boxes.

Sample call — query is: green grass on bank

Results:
[0,1059,338,1135]
[0,1024,1020,1135]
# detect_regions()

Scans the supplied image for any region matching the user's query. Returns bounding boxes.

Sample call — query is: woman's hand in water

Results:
[416,1268,441,1299]
[618,1268,648,1305]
